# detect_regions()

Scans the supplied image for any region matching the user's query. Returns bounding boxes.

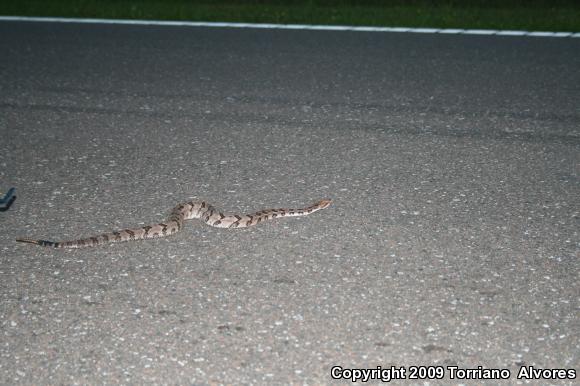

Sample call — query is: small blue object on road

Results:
[0,187,16,211]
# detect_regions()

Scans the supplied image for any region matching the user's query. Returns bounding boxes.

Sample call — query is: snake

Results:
[16,199,332,249]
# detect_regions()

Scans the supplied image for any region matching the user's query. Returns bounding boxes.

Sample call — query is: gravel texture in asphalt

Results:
[1,21,578,384]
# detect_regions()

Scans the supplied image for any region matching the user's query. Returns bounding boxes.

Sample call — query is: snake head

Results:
[316,199,332,209]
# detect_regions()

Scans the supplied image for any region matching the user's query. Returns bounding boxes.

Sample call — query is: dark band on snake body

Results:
[142,226,152,237]
[159,224,168,235]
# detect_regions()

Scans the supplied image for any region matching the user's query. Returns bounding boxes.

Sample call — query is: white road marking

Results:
[0,16,578,38]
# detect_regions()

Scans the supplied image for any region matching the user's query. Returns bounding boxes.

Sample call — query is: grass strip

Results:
[1,1,579,32]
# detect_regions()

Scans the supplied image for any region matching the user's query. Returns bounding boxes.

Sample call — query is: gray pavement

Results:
[0,20,578,385]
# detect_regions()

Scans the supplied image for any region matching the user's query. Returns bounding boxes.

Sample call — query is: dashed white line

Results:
[0,16,578,38]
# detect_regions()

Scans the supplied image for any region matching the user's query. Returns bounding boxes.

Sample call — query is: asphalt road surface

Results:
[1,20,578,385]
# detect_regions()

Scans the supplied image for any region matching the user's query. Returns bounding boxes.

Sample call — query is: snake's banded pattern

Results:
[16,199,332,249]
